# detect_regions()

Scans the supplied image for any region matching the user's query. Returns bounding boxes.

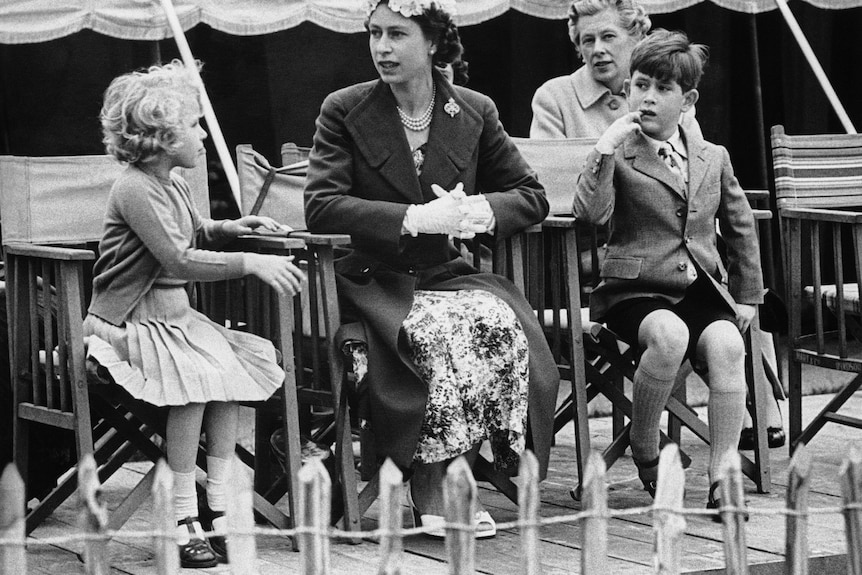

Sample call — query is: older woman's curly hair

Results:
[364,0,464,70]
[567,0,651,53]
[100,59,201,164]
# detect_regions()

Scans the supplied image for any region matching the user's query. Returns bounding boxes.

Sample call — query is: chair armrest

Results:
[233,235,306,252]
[288,231,352,246]
[542,215,577,229]
[4,243,95,261]
[752,208,773,221]
[780,207,862,224]
[744,189,770,203]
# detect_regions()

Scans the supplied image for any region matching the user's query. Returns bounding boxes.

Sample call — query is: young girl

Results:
[83,60,304,568]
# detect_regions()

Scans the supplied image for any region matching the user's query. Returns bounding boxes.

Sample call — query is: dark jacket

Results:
[304,72,560,477]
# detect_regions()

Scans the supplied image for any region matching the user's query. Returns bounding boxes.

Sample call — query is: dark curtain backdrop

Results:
[1,2,861,213]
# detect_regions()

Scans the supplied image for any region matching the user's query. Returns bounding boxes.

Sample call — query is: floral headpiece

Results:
[362,0,457,19]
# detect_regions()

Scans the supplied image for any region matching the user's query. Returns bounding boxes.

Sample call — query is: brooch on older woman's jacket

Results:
[444,98,460,118]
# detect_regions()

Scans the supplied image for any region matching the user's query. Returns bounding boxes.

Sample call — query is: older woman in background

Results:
[530,0,700,139]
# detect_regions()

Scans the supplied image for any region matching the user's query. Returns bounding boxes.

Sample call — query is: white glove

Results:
[459,194,495,233]
[403,183,465,237]
[433,183,487,239]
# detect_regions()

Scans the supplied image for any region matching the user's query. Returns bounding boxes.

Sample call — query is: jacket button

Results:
[678,262,687,271]
[608,99,620,110]
[676,209,684,217]
[685,236,691,243]
[361,266,370,274]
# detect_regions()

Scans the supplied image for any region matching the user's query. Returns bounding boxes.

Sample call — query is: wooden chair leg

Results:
[744,318,772,493]
[668,369,688,446]
[334,377,361,536]
[795,373,862,449]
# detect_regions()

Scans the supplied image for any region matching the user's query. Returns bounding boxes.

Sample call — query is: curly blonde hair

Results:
[100,59,201,164]
[567,0,651,53]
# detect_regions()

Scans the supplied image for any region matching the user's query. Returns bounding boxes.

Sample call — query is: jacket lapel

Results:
[625,134,686,198]
[418,74,482,197]
[345,81,423,203]
[681,125,709,203]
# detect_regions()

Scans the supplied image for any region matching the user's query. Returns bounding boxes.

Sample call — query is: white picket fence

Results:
[2,443,862,574]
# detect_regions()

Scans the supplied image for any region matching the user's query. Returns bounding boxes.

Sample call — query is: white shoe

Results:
[474,510,497,538]
[406,484,446,539]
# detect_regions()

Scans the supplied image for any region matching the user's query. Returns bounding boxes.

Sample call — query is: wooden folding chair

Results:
[512,137,772,497]
[1,154,303,535]
[236,143,365,533]
[771,125,862,452]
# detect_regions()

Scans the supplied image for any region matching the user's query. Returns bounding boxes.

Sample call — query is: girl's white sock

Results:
[206,455,231,514]
[173,469,199,544]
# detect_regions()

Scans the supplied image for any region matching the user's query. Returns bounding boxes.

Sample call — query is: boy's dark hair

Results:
[629,29,709,92]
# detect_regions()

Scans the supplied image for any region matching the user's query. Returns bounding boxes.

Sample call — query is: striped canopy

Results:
[1,0,859,44]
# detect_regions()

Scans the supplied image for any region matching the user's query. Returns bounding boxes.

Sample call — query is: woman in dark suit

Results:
[304,0,559,538]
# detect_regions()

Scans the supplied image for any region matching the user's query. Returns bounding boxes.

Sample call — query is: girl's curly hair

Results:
[100,59,201,164]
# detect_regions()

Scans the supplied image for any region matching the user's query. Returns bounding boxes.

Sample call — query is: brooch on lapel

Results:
[444,98,460,118]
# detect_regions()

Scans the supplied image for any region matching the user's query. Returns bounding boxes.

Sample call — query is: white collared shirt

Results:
[644,129,689,181]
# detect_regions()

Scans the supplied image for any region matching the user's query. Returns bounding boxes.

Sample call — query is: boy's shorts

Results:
[603,273,738,362]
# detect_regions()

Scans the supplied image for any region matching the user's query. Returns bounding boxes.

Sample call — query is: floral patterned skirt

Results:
[349,289,529,472]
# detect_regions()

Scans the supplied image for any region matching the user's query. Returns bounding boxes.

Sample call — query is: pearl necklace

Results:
[397,84,436,132]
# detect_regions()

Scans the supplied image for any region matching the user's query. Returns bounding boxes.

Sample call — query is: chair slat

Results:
[812,223,824,354]
[306,256,324,391]
[27,262,41,407]
[834,225,848,357]
[42,260,56,409]
[56,272,71,412]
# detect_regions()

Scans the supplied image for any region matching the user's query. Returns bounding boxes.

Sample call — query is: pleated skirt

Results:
[84,285,283,406]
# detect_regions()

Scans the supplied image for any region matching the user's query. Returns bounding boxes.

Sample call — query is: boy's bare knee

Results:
[698,321,746,387]
[639,311,689,364]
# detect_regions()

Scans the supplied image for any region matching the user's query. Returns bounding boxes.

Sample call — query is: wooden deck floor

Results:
[25,390,862,574]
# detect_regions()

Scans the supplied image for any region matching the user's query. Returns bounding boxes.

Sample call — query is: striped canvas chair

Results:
[771,124,862,451]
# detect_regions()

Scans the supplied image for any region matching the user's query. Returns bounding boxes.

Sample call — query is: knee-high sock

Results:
[630,362,677,464]
[206,455,230,514]
[708,388,746,485]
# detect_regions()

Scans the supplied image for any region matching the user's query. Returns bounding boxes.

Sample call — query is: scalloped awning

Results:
[1,0,859,44]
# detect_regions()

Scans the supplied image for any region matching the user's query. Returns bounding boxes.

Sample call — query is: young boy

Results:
[573,29,763,518]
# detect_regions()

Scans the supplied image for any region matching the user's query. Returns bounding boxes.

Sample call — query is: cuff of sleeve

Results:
[403,205,420,237]
[595,142,616,155]
[227,253,245,277]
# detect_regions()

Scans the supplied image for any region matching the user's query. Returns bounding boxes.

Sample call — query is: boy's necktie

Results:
[658,142,687,187]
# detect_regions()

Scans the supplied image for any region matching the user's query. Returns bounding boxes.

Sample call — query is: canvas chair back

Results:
[771,125,862,210]
[510,137,597,216]
[0,154,208,246]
